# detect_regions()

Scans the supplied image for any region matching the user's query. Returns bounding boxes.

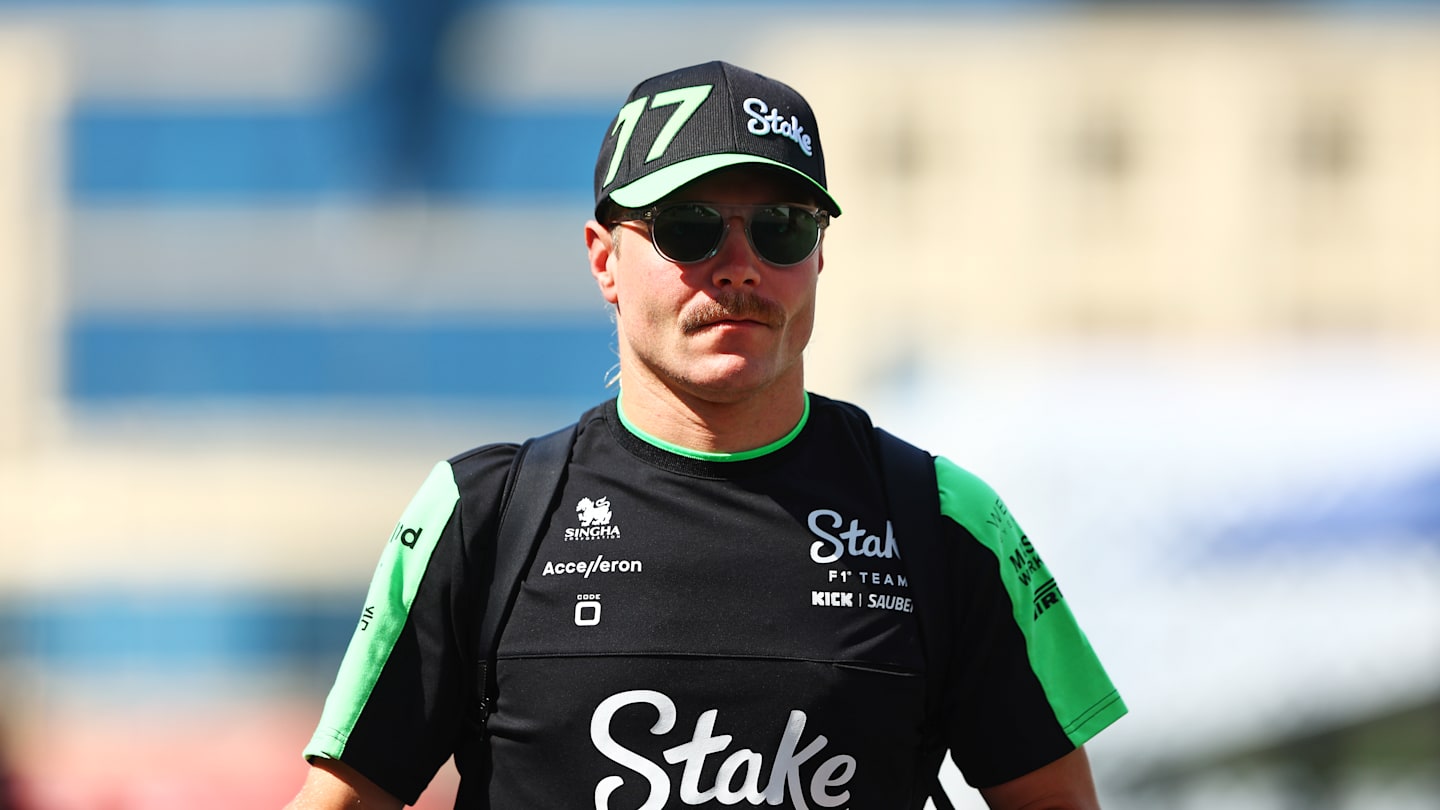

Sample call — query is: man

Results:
[288,61,1126,809]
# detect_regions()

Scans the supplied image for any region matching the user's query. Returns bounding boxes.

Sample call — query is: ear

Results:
[585,220,620,305]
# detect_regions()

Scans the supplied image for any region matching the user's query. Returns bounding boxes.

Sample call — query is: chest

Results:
[478,426,933,809]
[498,458,923,667]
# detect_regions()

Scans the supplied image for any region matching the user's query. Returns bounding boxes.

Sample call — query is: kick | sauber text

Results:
[811,590,854,607]
[867,594,913,613]
[591,689,855,810]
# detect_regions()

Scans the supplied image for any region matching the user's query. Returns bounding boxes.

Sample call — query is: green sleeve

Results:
[936,454,1127,749]
[304,460,461,760]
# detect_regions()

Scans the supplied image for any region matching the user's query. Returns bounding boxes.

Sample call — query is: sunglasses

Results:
[612,202,830,267]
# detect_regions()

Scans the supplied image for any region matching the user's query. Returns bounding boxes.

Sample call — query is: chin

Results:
[683,357,798,398]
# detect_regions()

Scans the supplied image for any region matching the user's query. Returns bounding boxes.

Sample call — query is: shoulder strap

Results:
[474,422,578,726]
[874,427,956,810]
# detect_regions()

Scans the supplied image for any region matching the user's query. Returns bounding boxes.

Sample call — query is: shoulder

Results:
[443,403,604,498]
[804,394,882,451]
[932,454,1027,557]
[806,392,873,426]
[446,442,522,487]
[933,455,1002,517]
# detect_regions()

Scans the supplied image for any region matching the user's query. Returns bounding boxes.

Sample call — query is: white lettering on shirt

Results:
[806,510,901,565]
[590,689,856,809]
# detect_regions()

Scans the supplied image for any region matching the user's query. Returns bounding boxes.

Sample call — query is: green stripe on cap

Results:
[609,153,842,216]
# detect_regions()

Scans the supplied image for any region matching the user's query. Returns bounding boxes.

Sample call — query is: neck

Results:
[616,373,809,455]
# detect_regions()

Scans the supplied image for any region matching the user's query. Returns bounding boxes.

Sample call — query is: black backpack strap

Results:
[874,427,955,810]
[473,422,578,728]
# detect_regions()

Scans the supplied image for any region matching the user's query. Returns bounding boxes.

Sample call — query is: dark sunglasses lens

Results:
[749,206,819,265]
[652,205,724,262]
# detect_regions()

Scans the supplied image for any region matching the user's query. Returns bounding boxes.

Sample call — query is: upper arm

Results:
[302,457,493,801]
[934,456,1127,785]
[285,758,404,810]
[978,747,1100,810]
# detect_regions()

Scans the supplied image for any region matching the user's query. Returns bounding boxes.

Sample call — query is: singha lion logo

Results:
[576,497,613,527]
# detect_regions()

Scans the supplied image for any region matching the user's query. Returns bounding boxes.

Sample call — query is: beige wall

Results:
[771,12,1440,394]
[0,31,64,455]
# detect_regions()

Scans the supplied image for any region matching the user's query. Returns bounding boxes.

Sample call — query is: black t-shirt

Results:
[305,395,1126,808]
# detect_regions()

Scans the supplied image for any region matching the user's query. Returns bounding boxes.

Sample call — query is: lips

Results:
[700,317,763,330]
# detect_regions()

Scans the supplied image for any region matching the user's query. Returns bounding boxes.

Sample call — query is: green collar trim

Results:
[616,391,810,462]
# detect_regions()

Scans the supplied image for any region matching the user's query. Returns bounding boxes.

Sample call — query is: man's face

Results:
[587,168,825,405]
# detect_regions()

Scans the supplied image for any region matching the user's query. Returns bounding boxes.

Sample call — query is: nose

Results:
[708,216,762,288]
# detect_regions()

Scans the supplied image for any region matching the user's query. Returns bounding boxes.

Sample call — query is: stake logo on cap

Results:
[593,61,841,218]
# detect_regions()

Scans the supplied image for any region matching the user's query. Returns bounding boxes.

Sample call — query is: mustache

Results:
[680,290,786,334]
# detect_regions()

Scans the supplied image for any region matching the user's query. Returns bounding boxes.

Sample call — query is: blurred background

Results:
[1,0,1438,807]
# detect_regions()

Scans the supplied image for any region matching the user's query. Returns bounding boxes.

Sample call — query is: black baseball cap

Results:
[593,61,841,219]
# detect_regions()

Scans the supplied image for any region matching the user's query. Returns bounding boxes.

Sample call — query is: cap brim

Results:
[605,154,842,217]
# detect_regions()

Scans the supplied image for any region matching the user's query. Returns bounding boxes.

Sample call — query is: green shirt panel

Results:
[304,460,461,760]
[934,455,1126,748]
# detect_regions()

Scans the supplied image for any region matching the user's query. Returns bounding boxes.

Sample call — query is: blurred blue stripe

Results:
[0,591,358,673]
[65,315,617,402]
[433,106,608,198]
[69,105,370,197]
[67,104,612,199]
[1206,467,1440,558]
